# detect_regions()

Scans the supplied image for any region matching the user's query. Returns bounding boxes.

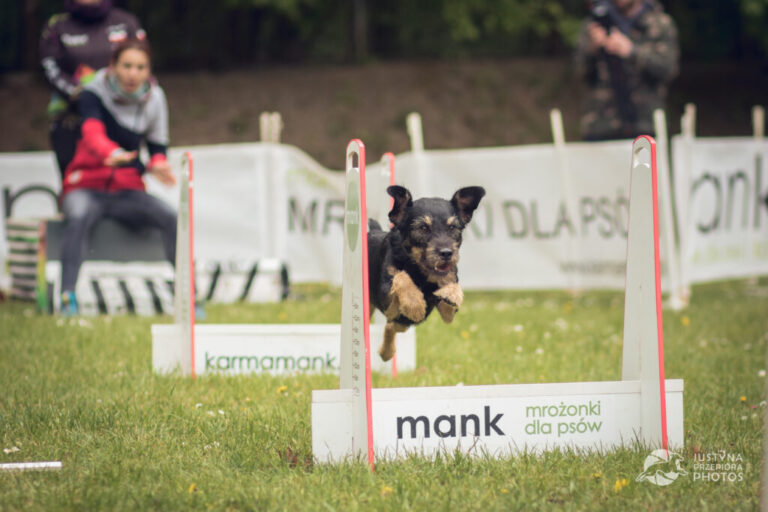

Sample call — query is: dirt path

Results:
[1,58,764,170]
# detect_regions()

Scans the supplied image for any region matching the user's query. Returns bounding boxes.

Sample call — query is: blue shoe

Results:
[194,301,207,320]
[60,291,79,316]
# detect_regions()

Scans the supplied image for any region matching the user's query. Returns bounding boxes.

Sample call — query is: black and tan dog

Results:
[368,185,486,361]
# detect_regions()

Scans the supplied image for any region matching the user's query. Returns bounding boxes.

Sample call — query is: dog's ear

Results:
[387,185,413,226]
[451,186,486,224]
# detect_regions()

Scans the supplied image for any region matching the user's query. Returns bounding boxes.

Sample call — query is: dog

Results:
[368,185,486,361]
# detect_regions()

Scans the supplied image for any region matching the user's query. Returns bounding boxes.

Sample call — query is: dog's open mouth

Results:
[434,262,452,274]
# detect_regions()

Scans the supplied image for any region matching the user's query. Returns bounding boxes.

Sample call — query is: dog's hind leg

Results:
[379,321,409,361]
[434,282,463,323]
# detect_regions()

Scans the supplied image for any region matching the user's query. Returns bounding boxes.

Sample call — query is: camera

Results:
[590,0,614,30]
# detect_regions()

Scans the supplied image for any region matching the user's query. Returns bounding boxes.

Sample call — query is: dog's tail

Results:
[368,219,383,232]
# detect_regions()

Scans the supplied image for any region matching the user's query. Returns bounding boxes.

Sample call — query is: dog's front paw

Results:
[434,283,463,308]
[391,271,427,323]
[436,300,458,323]
[434,283,463,323]
[399,289,426,322]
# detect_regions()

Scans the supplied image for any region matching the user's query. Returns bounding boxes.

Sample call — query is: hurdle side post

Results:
[652,109,685,310]
[550,108,581,293]
[173,152,196,378]
[383,152,397,378]
[621,136,668,449]
[338,140,374,469]
[368,152,399,378]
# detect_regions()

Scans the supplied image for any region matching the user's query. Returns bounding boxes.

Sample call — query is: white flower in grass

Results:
[760,401,767,408]
[195,403,203,408]
[516,346,523,353]
[3,446,20,454]
[535,348,544,355]
[207,411,215,417]
[204,442,220,451]
[741,416,748,421]
[759,370,766,378]
[513,324,524,333]
[218,410,225,416]
[77,318,92,328]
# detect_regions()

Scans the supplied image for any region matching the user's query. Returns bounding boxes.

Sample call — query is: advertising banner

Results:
[672,136,768,283]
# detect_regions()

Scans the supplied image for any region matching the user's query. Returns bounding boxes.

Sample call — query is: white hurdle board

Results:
[151,150,416,378]
[312,136,684,465]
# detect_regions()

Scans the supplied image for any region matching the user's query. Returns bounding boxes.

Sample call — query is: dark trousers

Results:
[49,116,81,179]
[60,188,177,292]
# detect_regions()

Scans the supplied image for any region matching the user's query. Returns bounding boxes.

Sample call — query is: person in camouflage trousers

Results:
[575,0,679,141]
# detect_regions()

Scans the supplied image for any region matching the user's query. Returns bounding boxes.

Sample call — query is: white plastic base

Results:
[312,379,684,462]
[152,323,416,376]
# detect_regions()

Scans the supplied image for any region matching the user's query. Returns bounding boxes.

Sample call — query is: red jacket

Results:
[62,118,157,195]
[61,69,169,196]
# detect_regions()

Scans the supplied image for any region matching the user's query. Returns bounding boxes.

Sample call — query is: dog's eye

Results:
[448,225,459,232]
[418,225,431,234]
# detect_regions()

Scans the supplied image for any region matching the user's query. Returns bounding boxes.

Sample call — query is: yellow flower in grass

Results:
[500,488,509,494]
[740,396,747,403]
[613,478,628,492]
[380,485,393,497]
[276,385,288,395]
[188,483,198,493]
[593,472,601,480]
[681,316,690,327]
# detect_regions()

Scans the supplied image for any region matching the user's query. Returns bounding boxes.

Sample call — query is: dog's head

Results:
[387,185,485,282]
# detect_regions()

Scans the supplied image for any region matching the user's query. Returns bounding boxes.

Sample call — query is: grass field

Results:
[0,280,766,511]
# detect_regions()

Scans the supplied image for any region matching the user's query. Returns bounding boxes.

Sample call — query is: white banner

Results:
[4,137,754,293]
[672,136,768,283]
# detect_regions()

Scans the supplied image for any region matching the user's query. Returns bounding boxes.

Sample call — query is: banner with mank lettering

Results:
[2,140,679,292]
[390,140,677,290]
[672,136,768,284]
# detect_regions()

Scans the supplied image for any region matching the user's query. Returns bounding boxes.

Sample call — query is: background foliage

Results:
[2,0,767,72]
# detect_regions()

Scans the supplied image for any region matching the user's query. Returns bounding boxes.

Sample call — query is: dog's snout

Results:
[439,248,453,259]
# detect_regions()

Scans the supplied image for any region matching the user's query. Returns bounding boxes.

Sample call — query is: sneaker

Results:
[194,301,207,320]
[60,291,79,316]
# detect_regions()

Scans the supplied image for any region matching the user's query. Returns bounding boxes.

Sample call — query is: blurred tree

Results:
[741,0,768,58]
[1,0,765,72]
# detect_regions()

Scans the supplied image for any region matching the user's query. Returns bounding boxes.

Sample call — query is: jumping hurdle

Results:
[151,151,416,377]
[311,136,684,465]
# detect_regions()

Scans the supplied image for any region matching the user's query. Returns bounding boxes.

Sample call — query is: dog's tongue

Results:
[436,262,451,273]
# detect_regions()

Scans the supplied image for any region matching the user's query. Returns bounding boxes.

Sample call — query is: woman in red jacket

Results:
[60,38,176,315]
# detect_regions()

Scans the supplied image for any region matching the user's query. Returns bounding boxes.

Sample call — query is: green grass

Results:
[0,280,765,511]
